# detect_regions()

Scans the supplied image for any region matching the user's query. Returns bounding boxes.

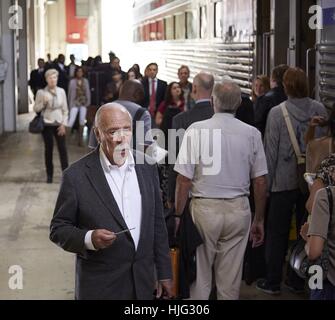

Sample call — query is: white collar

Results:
[99,147,135,173]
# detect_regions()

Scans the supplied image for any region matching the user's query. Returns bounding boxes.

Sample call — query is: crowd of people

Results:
[29,51,335,300]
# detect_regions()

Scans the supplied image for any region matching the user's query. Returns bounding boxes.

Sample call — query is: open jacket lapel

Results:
[85,149,129,232]
[135,164,150,253]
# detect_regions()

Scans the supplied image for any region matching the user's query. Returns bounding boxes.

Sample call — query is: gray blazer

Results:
[68,78,91,109]
[49,148,172,300]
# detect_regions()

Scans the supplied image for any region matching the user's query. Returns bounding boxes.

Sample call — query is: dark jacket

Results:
[142,78,167,113]
[236,94,255,127]
[50,148,172,300]
[29,69,47,98]
[254,85,287,137]
[178,200,203,299]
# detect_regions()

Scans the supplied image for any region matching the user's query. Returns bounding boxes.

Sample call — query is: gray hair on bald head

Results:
[94,103,132,129]
[212,79,242,114]
[193,72,215,92]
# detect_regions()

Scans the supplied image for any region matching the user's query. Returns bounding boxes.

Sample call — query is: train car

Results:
[316,0,335,109]
[132,0,335,107]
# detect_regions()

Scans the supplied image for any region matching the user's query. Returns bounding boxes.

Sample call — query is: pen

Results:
[114,227,135,235]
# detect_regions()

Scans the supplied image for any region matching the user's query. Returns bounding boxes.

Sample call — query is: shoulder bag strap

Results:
[280,103,305,165]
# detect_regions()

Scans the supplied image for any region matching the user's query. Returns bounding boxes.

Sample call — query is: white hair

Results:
[94,103,132,129]
[212,79,242,113]
[45,68,59,80]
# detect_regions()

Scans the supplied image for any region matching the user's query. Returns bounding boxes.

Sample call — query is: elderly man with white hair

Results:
[174,80,268,300]
[50,103,173,300]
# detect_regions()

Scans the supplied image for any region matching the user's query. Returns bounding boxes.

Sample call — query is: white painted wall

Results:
[101,0,134,69]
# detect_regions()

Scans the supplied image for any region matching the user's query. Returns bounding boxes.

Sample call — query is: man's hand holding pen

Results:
[91,228,135,250]
[92,229,116,250]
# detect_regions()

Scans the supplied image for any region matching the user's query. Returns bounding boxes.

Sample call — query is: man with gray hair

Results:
[174,80,268,300]
[50,103,172,300]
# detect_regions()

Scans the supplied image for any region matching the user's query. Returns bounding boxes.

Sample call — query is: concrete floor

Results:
[0,112,306,300]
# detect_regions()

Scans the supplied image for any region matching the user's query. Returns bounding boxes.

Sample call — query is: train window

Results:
[150,21,157,41]
[175,13,186,40]
[214,2,223,38]
[186,11,197,39]
[165,16,175,40]
[156,19,165,41]
[140,25,145,42]
[144,23,150,41]
[200,6,207,39]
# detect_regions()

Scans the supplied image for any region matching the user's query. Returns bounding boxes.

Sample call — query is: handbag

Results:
[289,186,333,279]
[29,113,44,134]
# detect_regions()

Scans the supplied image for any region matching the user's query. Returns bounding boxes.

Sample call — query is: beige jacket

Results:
[33,87,68,126]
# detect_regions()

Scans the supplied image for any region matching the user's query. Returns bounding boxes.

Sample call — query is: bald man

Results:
[50,103,172,300]
[88,80,153,150]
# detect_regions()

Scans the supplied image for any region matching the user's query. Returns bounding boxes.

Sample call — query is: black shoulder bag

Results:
[29,112,45,134]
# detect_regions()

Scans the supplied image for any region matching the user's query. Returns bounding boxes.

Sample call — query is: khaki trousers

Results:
[189,197,251,300]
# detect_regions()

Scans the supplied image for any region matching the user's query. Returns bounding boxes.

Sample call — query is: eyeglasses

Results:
[102,128,132,140]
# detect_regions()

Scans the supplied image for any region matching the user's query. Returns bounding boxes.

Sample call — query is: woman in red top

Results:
[155,82,185,128]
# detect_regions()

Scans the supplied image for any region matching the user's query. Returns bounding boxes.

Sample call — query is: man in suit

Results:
[88,80,153,150]
[50,103,173,300]
[254,64,289,136]
[29,58,47,98]
[167,72,215,205]
[67,54,78,79]
[142,63,167,120]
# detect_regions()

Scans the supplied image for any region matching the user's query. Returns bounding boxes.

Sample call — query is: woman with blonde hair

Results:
[33,69,69,183]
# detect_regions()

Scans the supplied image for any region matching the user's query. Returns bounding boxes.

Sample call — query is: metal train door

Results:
[257,0,291,76]
[315,0,335,108]
[287,0,317,97]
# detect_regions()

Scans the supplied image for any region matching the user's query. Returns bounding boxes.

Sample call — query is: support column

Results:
[18,0,29,114]
[0,0,17,132]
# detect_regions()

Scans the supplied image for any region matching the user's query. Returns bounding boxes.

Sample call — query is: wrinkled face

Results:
[111,58,120,70]
[178,68,190,83]
[254,79,265,97]
[46,74,58,88]
[95,109,132,166]
[128,71,136,81]
[147,65,158,79]
[171,83,182,98]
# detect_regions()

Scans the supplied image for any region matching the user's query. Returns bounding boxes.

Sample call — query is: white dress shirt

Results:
[85,149,142,251]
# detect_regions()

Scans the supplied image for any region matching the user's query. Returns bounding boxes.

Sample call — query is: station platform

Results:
[0,113,307,300]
